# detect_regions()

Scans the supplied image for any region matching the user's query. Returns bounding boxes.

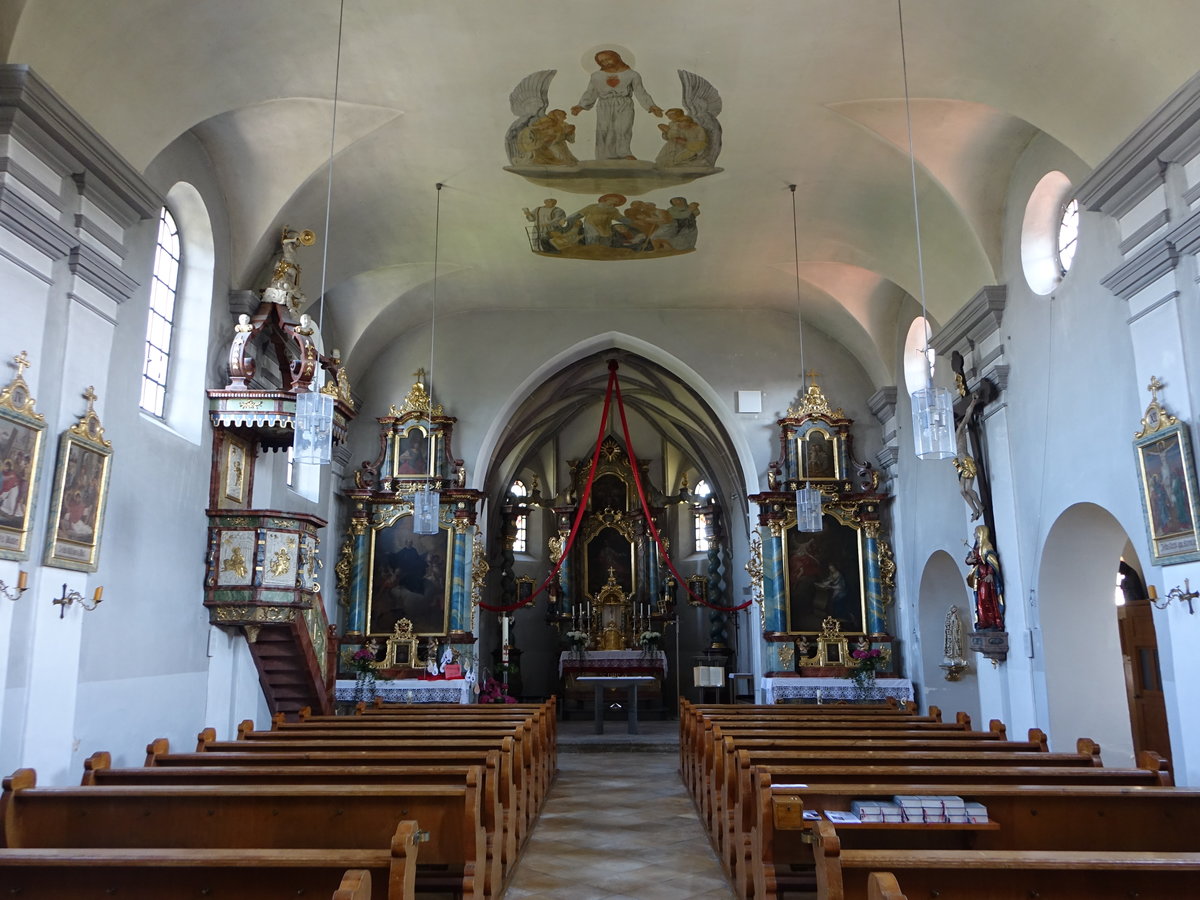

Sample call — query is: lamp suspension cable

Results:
[315,0,346,333]
[412,183,444,534]
[898,0,955,460]
[293,0,345,467]
[790,183,824,532]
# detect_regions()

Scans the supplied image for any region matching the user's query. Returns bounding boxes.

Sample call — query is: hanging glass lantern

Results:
[795,484,824,533]
[293,390,334,465]
[412,484,441,534]
[911,384,956,460]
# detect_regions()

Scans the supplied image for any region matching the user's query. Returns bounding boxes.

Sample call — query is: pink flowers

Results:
[851,648,882,661]
[479,677,517,704]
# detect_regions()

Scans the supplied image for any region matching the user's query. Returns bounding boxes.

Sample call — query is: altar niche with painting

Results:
[368,513,452,636]
[784,515,865,635]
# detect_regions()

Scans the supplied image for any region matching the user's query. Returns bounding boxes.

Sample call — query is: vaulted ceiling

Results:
[7,1,1198,388]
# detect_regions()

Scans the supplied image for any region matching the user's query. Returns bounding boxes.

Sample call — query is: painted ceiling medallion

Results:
[504,51,723,196]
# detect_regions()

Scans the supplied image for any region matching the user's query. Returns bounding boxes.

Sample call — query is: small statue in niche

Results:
[965,524,1005,631]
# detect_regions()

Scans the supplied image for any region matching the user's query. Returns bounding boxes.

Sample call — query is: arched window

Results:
[510,480,528,553]
[693,479,713,553]
[1057,198,1080,275]
[139,207,180,417]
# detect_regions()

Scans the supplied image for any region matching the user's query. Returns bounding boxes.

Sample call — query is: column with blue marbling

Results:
[761,525,790,670]
[863,529,886,634]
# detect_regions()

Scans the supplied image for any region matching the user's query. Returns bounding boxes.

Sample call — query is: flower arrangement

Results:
[565,630,589,650]
[848,646,886,691]
[639,630,662,651]
[344,643,378,677]
[479,676,517,704]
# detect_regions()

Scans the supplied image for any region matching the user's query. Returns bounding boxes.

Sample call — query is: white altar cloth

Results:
[760,676,914,705]
[334,678,473,705]
[558,649,668,678]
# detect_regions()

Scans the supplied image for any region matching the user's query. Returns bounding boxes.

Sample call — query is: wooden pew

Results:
[751,777,1200,900]
[812,820,1200,900]
[1,768,486,900]
[83,752,504,899]
[235,718,548,808]
[678,701,932,791]
[275,709,556,798]
[196,729,543,834]
[0,819,419,900]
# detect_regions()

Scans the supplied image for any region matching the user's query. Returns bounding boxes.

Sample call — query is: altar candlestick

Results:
[17,571,27,590]
[501,614,509,647]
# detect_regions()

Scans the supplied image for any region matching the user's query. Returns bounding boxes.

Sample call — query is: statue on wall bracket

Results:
[504,50,723,197]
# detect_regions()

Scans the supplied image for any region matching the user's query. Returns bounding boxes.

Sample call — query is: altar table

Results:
[558,649,668,677]
[760,676,914,705]
[576,676,657,734]
[334,678,474,705]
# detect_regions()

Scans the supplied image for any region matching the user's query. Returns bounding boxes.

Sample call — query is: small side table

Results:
[728,672,754,703]
[575,675,656,734]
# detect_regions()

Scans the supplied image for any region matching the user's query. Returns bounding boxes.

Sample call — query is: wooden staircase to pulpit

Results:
[246,617,333,717]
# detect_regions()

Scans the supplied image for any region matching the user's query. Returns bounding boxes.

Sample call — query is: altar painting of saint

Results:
[395,426,431,477]
[0,418,39,535]
[784,518,864,634]
[586,526,634,597]
[802,432,837,480]
[369,516,451,636]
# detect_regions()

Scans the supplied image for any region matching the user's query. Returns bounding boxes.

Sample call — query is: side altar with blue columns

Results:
[338,372,487,674]
[747,380,898,678]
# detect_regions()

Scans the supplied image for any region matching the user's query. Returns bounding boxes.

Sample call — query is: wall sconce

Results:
[0,570,28,601]
[1149,581,1197,615]
[52,583,103,618]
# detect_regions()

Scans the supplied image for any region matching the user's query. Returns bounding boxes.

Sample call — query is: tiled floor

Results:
[504,748,736,899]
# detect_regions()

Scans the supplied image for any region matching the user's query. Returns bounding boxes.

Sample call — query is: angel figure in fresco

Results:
[965,525,1004,631]
[514,108,578,166]
[571,50,663,160]
[677,70,723,166]
[505,70,557,165]
[655,107,708,167]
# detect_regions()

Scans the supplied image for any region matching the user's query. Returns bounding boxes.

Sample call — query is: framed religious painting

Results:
[44,388,113,572]
[393,424,436,478]
[211,431,253,509]
[783,514,866,634]
[1134,391,1200,564]
[797,427,842,482]
[367,512,452,636]
[0,352,46,561]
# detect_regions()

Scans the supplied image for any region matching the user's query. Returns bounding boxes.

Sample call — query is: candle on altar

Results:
[501,614,509,646]
[17,570,27,590]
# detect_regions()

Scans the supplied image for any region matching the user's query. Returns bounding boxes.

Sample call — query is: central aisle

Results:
[505,750,736,899]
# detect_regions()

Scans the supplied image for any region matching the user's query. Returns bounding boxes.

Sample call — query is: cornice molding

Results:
[1100,236,1179,300]
[0,179,72,260]
[68,244,139,302]
[1077,70,1200,217]
[1166,207,1200,257]
[0,65,160,223]
[866,386,897,425]
[930,285,1006,357]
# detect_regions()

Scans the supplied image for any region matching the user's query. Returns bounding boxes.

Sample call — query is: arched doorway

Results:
[916,550,980,727]
[1037,503,1163,765]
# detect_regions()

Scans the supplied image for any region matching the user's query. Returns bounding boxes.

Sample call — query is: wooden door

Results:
[1117,599,1172,765]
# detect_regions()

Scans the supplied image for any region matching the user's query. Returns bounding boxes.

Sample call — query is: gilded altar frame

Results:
[1134,392,1200,564]
[783,511,866,634]
[0,355,45,561]
[44,389,112,573]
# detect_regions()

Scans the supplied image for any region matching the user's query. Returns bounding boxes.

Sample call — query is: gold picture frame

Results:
[783,515,866,634]
[44,387,112,573]
[367,512,453,636]
[223,434,250,504]
[1134,390,1200,565]
[0,352,46,561]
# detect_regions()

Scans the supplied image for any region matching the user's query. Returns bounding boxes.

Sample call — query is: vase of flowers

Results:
[639,630,662,653]
[565,630,589,658]
[345,643,378,704]
[848,646,885,697]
